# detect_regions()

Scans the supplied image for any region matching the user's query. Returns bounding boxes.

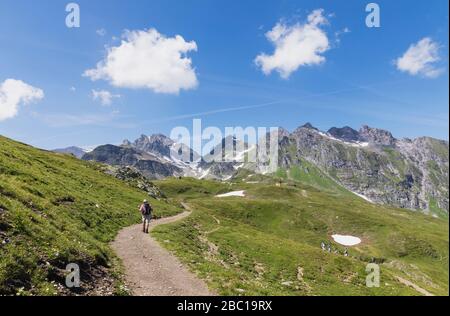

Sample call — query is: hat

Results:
[143,199,148,203]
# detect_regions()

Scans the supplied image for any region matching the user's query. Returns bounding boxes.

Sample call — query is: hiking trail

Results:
[111,205,214,296]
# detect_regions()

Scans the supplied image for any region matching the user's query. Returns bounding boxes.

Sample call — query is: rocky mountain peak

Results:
[359,125,396,146]
[301,122,319,131]
[292,123,320,137]
[122,139,132,147]
[277,127,290,138]
[131,134,174,157]
[132,134,149,147]
[148,134,174,145]
[222,135,238,145]
[327,126,361,142]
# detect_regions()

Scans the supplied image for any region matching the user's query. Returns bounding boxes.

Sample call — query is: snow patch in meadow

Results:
[332,234,361,246]
[216,190,246,198]
[351,191,374,203]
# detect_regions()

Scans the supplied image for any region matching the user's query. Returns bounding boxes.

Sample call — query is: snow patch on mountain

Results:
[317,131,369,148]
[350,190,374,203]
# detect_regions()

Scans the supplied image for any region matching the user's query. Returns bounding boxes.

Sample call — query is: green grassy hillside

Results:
[0,136,180,295]
[153,177,449,296]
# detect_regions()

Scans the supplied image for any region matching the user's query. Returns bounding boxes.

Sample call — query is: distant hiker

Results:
[139,199,153,233]
[327,244,332,253]
[321,242,326,251]
[344,248,349,257]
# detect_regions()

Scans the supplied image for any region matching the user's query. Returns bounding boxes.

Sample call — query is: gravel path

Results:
[395,276,434,296]
[111,210,214,296]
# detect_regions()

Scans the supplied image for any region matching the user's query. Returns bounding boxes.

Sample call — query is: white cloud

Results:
[83,28,198,94]
[96,28,107,36]
[91,89,120,106]
[255,9,331,79]
[335,27,350,36]
[395,37,444,78]
[0,79,44,121]
[334,27,350,44]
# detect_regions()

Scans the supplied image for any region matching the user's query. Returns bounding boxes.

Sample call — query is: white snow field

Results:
[215,190,246,198]
[331,234,362,246]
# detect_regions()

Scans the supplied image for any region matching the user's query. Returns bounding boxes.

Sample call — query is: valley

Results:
[151,177,449,296]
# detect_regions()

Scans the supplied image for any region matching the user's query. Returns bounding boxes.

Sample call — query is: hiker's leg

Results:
[145,218,150,233]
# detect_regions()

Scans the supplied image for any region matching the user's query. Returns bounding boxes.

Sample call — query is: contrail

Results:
[137,100,288,125]
[136,79,410,125]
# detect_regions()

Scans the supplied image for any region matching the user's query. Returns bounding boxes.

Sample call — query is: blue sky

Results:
[0,0,448,149]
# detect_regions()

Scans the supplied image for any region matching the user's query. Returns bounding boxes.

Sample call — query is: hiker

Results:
[321,242,326,251]
[344,248,349,257]
[139,199,153,233]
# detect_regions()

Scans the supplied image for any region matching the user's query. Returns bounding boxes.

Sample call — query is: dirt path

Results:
[111,209,214,296]
[395,276,434,296]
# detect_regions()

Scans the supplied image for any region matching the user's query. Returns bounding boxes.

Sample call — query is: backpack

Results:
[141,203,152,215]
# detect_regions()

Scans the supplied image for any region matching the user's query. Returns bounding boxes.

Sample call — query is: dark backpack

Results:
[141,203,152,215]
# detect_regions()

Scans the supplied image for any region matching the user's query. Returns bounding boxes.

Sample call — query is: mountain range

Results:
[57,123,449,216]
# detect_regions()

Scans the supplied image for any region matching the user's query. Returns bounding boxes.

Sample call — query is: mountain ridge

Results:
[60,122,448,216]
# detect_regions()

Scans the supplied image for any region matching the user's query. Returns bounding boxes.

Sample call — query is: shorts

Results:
[142,214,152,223]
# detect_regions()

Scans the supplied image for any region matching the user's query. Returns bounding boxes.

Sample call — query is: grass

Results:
[0,135,181,295]
[287,164,349,195]
[153,177,449,296]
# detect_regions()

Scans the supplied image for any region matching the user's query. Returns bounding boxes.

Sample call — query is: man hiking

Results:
[139,199,153,233]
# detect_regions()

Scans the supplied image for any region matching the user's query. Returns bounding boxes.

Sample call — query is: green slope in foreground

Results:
[153,177,449,296]
[0,136,180,295]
